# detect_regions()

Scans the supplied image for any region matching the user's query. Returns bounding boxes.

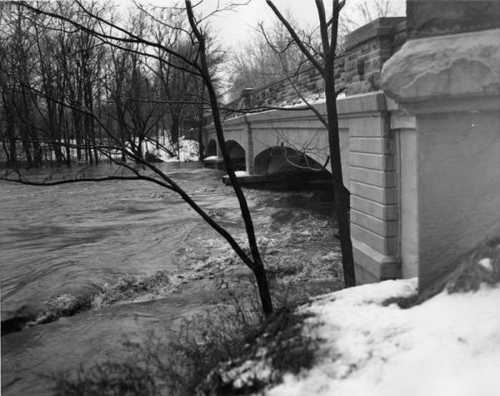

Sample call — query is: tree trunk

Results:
[186,1,273,316]
[252,256,274,315]
[322,2,356,287]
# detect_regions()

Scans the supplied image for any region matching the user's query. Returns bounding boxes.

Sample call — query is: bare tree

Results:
[227,11,314,102]
[266,0,356,287]
[1,0,274,315]
[185,0,273,314]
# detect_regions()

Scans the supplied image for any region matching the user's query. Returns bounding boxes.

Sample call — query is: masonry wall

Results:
[339,93,404,282]
[224,17,406,114]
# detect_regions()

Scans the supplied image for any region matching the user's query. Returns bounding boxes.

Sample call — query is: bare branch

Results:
[266,0,324,75]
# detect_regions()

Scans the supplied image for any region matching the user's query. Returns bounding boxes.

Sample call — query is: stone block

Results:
[350,152,394,171]
[346,118,386,138]
[350,167,396,188]
[353,238,401,280]
[351,195,398,221]
[382,29,500,104]
[337,92,387,116]
[344,17,407,51]
[351,224,398,255]
[351,209,399,237]
[350,137,393,154]
[350,181,398,204]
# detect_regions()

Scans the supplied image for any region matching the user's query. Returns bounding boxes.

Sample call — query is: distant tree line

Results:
[0,1,222,167]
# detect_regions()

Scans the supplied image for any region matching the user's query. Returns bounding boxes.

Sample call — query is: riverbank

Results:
[46,240,500,396]
[199,237,500,396]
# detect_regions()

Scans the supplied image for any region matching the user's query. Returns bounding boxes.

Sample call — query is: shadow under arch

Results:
[254,146,329,176]
[225,140,246,170]
[205,139,217,157]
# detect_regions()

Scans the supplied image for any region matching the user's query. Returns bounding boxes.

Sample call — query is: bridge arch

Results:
[205,139,217,157]
[225,139,246,170]
[254,146,328,176]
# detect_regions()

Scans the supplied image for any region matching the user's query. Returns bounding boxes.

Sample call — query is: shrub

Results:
[51,282,265,396]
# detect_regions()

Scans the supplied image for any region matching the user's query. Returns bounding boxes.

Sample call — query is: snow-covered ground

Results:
[203,155,221,161]
[267,279,500,396]
[145,136,199,162]
[178,137,199,161]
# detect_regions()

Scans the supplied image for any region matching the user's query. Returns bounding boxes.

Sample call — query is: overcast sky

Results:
[131,0,406,51]
[200,0,405,50]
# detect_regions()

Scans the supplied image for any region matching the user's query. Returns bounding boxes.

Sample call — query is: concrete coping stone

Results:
[337,91,387,115]
[344,17,407,51]
[215,91,389,127]
[381,28,500,106]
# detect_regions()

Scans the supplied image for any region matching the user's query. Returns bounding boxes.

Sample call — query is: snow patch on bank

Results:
[146,136,199,162]
[267,279,500,396]
[162,137,199,162]
[178,137,199,161]
[203,155,221,161]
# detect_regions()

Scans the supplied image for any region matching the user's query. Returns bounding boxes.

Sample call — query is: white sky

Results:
[199,0,406,49]
[131,0,406,51]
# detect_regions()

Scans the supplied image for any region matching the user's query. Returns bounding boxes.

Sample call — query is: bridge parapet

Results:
[224,17,406,115]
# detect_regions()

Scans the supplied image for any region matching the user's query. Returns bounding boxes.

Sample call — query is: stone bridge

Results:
[202,4,500,290]
[204,17,407,179]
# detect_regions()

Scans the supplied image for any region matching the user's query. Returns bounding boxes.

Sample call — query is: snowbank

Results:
[178,137,199,161]
[268,279,500,396]
[147,136,199,162]
[203,155,221,161]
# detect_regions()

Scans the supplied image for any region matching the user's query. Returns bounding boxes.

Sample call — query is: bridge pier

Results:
[338,93,402,283]
[382,21,500,292]
[244,116,255,175]
[215,140,221,158]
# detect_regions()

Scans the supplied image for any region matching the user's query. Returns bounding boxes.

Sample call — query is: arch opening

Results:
[253,146,331,190]
[225,140,246,170]
[254,146,328,175]
[205,139,217,157]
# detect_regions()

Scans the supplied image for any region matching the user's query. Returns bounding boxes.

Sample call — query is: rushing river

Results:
[1,162,342,396]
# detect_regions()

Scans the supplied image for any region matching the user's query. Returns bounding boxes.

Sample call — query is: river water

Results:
[1,162,342,395]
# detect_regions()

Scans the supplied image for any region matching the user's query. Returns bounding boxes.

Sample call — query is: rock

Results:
[381,29,500,103]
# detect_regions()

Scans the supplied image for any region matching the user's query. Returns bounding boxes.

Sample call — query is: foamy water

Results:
[1,162,341,395]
